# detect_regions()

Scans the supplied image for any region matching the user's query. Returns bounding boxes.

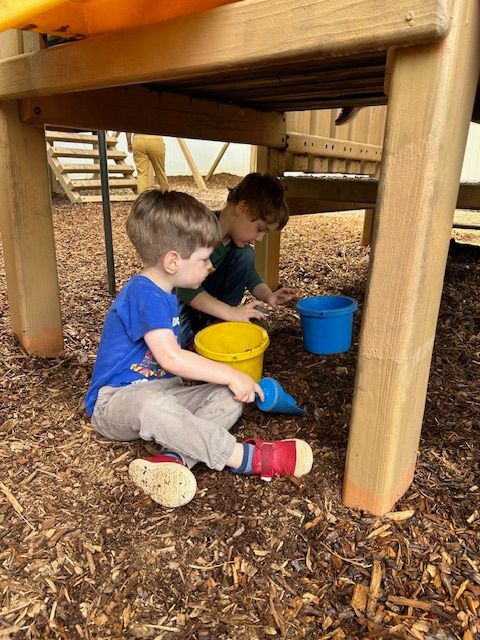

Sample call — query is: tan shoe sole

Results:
[292,439,313,477]
[128,459,197,508]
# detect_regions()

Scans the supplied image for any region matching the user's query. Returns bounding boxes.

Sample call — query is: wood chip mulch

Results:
[0,174,479,640]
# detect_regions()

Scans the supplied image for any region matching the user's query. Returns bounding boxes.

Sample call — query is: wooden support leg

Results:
[361,208,375,246]
[255,230,281,290]
[0,31,63,357]
[343,0,480,515]
[205,142,229,182]
[0,104,64,356]
[254,147,285,290]
[177,138,208,190]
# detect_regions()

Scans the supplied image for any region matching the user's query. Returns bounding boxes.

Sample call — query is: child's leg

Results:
[166,382,243,468]
[91,378,240,470]
[92,380,313,502]
[127,382,314,480]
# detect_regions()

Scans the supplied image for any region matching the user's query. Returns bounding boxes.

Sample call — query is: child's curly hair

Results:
[227,173,289,230]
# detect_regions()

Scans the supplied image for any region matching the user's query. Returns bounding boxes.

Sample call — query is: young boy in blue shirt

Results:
[85,190,313,509]
[177,172,297,347]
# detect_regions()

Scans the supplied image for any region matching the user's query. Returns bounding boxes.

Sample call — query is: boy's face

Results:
[175,247,214,288]
[231,202,278,247]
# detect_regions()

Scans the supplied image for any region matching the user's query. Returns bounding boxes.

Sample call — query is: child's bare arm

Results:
[190,290,265,323]
[144,328,264,403]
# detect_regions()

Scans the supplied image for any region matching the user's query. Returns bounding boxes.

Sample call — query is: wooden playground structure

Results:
[0,0,479,515]
[47,129,137,203]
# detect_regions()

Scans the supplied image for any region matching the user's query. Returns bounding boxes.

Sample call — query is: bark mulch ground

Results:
[0,174,479,640]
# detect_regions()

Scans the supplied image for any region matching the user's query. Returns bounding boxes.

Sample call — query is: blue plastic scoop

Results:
[256,377,306,415]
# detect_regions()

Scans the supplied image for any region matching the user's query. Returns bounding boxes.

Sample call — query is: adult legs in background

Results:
[146,136,169,191]
[132,134,169,193]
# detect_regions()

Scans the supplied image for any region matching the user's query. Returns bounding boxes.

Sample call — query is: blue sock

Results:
[161,450,184,463]
[231,443,254,474]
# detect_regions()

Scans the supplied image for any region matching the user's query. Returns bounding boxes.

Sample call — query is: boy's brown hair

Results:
[126,189,221,266]
[227,172,289,230]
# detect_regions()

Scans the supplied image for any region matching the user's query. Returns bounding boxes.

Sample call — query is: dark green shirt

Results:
[176,213,264,304]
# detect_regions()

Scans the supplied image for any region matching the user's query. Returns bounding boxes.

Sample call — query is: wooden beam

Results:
[0,1,449,100]
[456,183,480,210]
[343,0,480,515]
[283,176,377,213]
[205,142,229,182]
[20,86,286,148]
[0,32,63,356]
[177,138,208,191]
[286,133,382,162]
[283,176,480,214]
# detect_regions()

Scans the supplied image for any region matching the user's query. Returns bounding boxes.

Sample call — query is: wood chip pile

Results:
[0,175,479,639]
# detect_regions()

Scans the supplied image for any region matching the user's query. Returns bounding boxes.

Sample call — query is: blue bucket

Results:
[296,295,358,354]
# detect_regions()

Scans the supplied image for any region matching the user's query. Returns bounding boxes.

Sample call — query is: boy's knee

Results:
[223,392,243,423]
[203,385,243,419]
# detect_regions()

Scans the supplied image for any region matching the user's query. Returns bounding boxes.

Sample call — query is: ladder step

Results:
[60,163,135,174]
[71,178,137,189]
[46,131,117,144]
[46,133,136,204]
[50,147,126,159]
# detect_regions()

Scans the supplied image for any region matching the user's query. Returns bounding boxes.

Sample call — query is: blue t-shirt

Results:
[85,275,180,416]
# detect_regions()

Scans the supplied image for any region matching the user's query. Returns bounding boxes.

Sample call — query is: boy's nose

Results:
[256,232,265,241]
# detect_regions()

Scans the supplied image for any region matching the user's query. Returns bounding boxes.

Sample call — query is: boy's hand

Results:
[267,287,297,309]
[228,370,264,403]
[229,300,266,323]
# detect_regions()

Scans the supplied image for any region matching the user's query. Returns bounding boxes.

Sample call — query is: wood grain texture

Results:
[0,0,449,100]
[343,0,480,514]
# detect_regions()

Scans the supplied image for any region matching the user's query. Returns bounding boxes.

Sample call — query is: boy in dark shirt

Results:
[177,172,297,347]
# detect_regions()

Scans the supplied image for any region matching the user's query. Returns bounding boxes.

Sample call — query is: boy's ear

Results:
[163,250,181,274]
[236,200,253,218]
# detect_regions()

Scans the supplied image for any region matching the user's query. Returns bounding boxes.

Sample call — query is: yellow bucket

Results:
[194,322,270,382]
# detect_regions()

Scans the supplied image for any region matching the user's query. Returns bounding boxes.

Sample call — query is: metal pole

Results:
[97,130,116,296]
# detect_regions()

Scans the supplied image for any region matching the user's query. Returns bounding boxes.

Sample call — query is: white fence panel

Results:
[115,134,250,177]
[461,122,480,183]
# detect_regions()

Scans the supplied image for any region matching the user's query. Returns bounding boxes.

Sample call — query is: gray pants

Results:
[91,377,241,470]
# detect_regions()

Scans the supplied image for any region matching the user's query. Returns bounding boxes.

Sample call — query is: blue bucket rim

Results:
[296,295,359,318]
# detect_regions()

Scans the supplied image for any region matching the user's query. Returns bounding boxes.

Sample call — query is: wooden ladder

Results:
[46,130,137,203]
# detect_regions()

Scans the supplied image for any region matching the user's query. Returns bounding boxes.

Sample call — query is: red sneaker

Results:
[245,438,313,481]
[128,451,197,508]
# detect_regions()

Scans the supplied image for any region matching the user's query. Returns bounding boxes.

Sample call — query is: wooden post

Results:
[343,0,480,514]
[254,147,285,290]
[361,165,381,246]
[249,145,257,173]
[205,142,229,182]
[177,138,208,190]
[0,31,63,356]
[361,208,375,246]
